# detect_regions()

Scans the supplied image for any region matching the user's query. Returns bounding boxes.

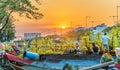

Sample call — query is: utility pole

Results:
[85,16,91,28]
[117,5,120,25]
[89,21,96,28]
[109,16,116,25]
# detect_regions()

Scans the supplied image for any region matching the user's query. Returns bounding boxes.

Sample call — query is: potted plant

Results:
[100,53,114,69]
[100,53,113,63]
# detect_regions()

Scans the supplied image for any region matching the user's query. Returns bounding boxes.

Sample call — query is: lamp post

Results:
[117,5,120,25]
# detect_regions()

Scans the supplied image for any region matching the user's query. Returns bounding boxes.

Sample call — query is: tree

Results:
[0,0,43,41]
[0,20,15,42]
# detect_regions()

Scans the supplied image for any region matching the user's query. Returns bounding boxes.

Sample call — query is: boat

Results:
[0,49,116,70]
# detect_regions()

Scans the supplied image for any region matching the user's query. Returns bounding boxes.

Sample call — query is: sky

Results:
[13,0,120,36]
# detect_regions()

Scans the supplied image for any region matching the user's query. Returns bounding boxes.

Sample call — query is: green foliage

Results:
[63,64,79,70]
[0,0,43,42]
[108,26,120,50]
[0,22,15,42]
[68,65,73,70]
[3,43,13,51]
[74,65,79,70]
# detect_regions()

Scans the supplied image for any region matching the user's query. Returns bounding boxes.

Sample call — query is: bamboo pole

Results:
[82,61,114,70]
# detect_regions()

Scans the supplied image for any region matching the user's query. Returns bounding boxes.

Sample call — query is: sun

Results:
[61,25,66,29]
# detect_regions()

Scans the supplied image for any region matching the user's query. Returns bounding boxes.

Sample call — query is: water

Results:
[22,56,116,70]
[31,58,100,70]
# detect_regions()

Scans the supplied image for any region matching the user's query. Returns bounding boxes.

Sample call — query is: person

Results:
[102,33,110,52]
[75,39,81,50]
[91,43,100,54]
[73,43,80,54]
[76,43,80,50]
[74,39,81,54]
[26,40,32,51]
[11,44,20,55]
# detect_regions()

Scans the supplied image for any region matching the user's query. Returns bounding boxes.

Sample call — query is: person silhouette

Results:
[102,33,110,52]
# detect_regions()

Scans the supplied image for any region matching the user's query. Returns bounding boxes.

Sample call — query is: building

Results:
[91,23,107,35]
[74,27,86,31]
[24,33,41,40]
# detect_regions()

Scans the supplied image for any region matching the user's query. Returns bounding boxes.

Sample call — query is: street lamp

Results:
[117,5,120,24]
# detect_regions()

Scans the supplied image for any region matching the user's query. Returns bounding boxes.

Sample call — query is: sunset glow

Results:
[61,25,66,29]
[13,0,120,36]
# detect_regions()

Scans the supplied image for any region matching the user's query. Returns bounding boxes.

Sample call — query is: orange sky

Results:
[13,0,120,36]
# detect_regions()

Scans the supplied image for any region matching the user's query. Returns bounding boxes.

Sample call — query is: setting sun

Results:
[61,26,66,29]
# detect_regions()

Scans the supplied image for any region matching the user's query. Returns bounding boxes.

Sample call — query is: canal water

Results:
[22,55,116,70]
[30,57,100,70]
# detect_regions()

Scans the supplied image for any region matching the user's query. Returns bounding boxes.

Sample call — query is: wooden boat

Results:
[0,50,116,70]
[1,53,62,70]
